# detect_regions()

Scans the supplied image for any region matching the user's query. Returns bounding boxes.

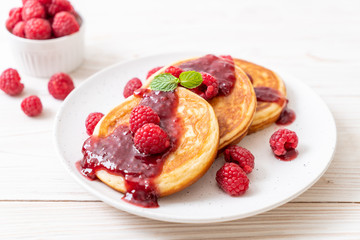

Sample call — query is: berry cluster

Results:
[0,68,75,117]
[85,105,170,155]
[130,105,170,154]
[216,145,254,196]
[6,0,79,40]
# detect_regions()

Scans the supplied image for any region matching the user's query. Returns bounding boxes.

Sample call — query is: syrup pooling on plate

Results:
[254,86,296,125]
[178,54,236,96]
[80,90,181,208]
[276,105,296,125]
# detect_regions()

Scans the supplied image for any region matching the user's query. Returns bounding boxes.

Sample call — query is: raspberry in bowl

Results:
[5,0,84,77]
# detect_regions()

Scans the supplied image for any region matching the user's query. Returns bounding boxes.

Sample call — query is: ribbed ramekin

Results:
[6,18,85,78]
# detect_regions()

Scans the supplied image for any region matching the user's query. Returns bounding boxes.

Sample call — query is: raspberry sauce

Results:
[275,149,299,161]
[179,54,236,96]
[80,90,181,208]
[254,87,286,106]
[276,105,296,125]
[254,87,296,125]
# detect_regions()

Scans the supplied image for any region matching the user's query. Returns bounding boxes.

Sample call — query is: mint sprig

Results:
[150,73,179,92]
[150,71,203,92]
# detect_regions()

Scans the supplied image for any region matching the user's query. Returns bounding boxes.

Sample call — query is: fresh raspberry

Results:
[146,66,163,79]
[269,128,298,156]
[39,0,52,5]
[12,21,26,38]
[24,18,51,40]
[22,0,46,21]
[123,77,142,98]
[6,7,22,32]
[21,95,42,117]
[191,72,219,100]
[47,0,72,16]
[129,105,160,133]
[52,11,80,37]
[85,112,104,135]
[164,66,184,78]
[216,162,249,196]
[134,123,170,155]
[224,145,254,174]
[0,68,24,96]
[48,72,75,100]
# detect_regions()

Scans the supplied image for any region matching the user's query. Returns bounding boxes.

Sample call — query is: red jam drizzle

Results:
[245,72,254,84]
[276,104,296,125]
[80,90,180,208]
[254,86,296,125]
[179,54,236,96]
[254,87,286,106]
[275,149,299,161]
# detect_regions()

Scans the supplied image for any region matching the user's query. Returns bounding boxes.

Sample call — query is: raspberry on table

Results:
[191,72,219,100]
[47,0,73,16]
[6,7,22,32]
[22,0,46,21]
[48,72,75,100]
[164,66,184,78]
[85,112,104,136]
[24,18,52,40]
[269,128,298,156]
[12,21,26,38]
[0,68,24,96]
[21,95,42,117]
[52,11,80,38]
[129,105,160,133]
[146,66,163,79]
[224,145,255,174]
[216,162,249,196]
[134,123,170,155]
[123,77,142,98]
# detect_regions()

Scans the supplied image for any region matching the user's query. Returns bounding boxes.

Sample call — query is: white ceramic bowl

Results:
[6,18,85,78]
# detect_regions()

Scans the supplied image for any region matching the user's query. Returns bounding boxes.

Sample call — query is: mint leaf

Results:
[150,73,180,92]
[179,71,203,89]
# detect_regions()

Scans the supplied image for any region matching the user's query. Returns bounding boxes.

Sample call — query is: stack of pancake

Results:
[91,55,287,200]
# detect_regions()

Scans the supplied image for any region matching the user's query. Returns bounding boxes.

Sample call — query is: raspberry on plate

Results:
[22,0,46,21]
[0,68,24,96]
[129,105,160,133]
[48,72,75,100]
[134,123,170,155]
[6,7,22,32]
[269,128,298,156]
[12,21,26,38]
[52,11,80,38]
[21,95,42,117]
[146,66,163,79]
[85,112,104,136]
[224,145,255,174]
[216,162,249,196]
[123,78,142,98]
[191,72,219,100]
[164,66,184,78]
[24,18,52,40]
[47,0,73,16]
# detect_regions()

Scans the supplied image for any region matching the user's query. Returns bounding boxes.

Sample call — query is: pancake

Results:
[233,59,286,133]
[144,55,256,150]
[91,87,219,198]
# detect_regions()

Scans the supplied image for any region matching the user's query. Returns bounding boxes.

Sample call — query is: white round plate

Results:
[54,52,336,223]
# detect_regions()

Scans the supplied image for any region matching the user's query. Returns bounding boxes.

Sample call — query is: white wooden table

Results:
[1,0,360,239]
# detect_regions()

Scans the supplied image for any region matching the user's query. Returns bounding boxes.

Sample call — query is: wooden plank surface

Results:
[1,202,360,240]
[0,0,360,238]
